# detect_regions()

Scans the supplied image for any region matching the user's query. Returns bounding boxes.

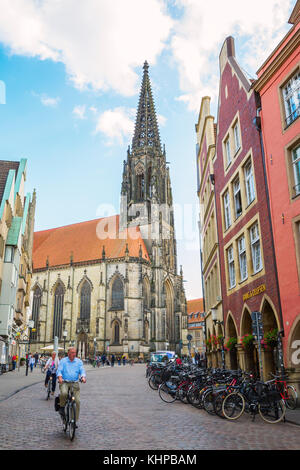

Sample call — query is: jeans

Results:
[30,363,34,372]
[45,370,57,392]
[59,382,80,421]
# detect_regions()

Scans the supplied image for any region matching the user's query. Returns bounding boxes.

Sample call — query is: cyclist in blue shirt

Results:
[57,347,86,426]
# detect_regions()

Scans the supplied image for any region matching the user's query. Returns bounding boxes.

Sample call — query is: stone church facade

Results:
[30,63,188,358]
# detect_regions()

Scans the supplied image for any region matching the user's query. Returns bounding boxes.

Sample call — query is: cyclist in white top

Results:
[45,352,60,395]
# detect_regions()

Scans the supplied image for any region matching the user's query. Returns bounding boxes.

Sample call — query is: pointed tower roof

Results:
[132,61,162,154]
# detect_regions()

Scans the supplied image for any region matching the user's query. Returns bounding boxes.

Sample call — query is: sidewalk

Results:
[0,363,96,401]
[285,407,300,426]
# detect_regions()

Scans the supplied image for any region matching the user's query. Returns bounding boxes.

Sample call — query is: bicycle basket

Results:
[54,396,60,412]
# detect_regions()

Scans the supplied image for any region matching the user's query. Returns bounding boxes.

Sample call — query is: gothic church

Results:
[30,63,188,358]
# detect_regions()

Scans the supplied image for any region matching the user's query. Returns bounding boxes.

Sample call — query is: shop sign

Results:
[243,284,266,302]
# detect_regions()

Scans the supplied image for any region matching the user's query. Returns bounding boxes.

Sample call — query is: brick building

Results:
[254,0,300,390]
[213,37,282,379]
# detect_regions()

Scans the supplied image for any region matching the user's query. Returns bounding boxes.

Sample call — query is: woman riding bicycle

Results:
[45,352,60,395]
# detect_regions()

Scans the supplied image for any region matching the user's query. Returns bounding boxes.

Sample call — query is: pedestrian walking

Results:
[101,354,106,367]
[122,356,126,366]
[29,354,35,372]
[12,355,17,371]
[34,352,39,367]
[111,354,115,367]
[117,356,121,366]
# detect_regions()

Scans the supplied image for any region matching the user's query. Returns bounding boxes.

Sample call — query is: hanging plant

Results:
[206,338,212,351]
[241,334,254,350]
[264,328,278,348]
[212,335,219,348]
[224,337,237,352]
[260,338,271,351]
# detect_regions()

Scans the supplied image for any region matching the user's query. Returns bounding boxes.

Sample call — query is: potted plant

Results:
[241,334,254,350]
[264,329,278,348]
[212,335,219,348]
[20,358,25,366]
[206,338,212,352]
[224,337,237,352]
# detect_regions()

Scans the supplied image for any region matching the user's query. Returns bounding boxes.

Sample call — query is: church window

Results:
[111,277,124,310]
[31,286,42,340]
[80,281,91,320]
[113,321,120,344]
[53,283,64,339]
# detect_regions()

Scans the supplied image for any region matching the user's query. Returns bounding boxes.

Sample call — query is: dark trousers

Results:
[45,370,57,392]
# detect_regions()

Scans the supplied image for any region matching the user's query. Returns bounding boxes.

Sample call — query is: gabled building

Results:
[195,97,223,368]
[213,37,282,379]
[0,159,36,368]
[187,298,205,358]
[254,0,300,389]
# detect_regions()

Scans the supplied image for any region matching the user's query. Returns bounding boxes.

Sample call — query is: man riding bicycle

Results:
[45,351,60,394]
[56,347,86,427]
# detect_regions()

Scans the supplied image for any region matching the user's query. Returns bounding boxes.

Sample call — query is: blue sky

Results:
[0,0,294,299]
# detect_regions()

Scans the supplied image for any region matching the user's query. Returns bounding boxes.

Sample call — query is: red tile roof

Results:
[33,215,150,270]
[187,298,204,315]
[187,299,204,326]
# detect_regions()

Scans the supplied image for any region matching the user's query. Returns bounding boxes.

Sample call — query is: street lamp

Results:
[63,330,67,356]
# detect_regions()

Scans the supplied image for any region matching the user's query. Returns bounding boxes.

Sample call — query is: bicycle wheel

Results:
[286,386,298,410]
[203,389,216,415]
[158,382,177,403]
[187,386,201,407]
[178,384,189,404]
[222,392,245,420]
[148,373,161,391]
[214,392,227,418]
[258,399,285,424]
[68,403,77,441]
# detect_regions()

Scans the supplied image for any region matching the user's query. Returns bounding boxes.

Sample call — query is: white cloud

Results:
[95,107,135,146]
[72,105,86,120]
[32,92,60,107]
[0,0,173,97]
[170,0,294,111]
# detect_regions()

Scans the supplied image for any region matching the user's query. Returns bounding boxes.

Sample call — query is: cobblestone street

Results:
[0,364,300,450]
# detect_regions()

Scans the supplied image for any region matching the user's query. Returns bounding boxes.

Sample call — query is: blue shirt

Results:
[56,357,86,382]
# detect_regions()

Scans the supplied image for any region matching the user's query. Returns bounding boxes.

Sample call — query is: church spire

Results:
[132,61,162,155]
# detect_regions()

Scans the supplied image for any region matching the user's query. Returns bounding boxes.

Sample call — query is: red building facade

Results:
[254,0,300,388]
[213,37,282,379]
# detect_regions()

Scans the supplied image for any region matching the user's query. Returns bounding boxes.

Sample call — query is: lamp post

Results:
[212,309,225,370]
[94,338,97,366]
[200,320,207,368]
[63,330,67,356]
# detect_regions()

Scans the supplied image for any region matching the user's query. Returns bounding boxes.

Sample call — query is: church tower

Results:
[120,61,177,274]
[120,62,187,351]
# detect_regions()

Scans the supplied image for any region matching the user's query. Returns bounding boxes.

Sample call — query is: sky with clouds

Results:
[0,0,295,300]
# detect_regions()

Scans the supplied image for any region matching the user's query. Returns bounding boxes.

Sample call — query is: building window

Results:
[233,177,242,219]
[112,321,120,344]
[244,160,256,205]
[4,246,13,263]
[292,145,300,197]
[80,281,91,320]
[238,236,248,282]
[233,122,241,153]
[223,190,231,230]
[111,277,124,310]
[225,137,231,167]
[31,286,42,340]
[227,246,236,289]
[53,283,64,339]
[250,223,263,274]
[283,71,300,128]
